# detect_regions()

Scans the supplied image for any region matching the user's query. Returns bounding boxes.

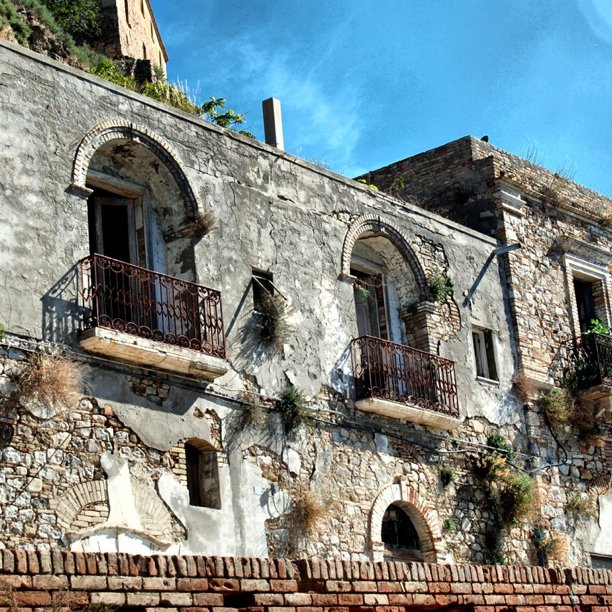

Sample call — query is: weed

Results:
[566,492,597,523]
[428,273,454,302]
[19,353,83,409]
[290,490,328,534]
[512,371,537,403]
[497,471,536,525]
[192,210,215,237]
[0,322,4,340]
[356,177,379,191]
[278,386,310,434]
[533,525,568,566]
[440,467,455,487]
[442,517,455,533]
[542,388,572,425]
[256,293,290,351]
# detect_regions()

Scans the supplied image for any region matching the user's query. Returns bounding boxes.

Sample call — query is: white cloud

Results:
[211,33,365,172]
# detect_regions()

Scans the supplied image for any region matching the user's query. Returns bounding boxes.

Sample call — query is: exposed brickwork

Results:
[0,551,609,611]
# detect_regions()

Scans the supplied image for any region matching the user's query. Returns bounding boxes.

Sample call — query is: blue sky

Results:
[150,0,612,197]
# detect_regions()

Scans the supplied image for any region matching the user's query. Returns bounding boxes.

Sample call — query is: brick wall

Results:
[0,550,610,611]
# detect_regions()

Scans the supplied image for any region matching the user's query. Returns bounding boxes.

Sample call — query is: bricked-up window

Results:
[185,443,221,509]
[472,328,498,381]
[381,504,421,556]
[252,270,274,313]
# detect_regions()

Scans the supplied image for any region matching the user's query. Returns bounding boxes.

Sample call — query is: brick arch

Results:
[71,119,199,218]
[53,481,108,531]
[341,215,428,296]
[369,481,447,563]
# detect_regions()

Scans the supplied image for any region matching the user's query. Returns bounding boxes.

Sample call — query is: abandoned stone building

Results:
[94,0,168,78]
[0,12,611,607]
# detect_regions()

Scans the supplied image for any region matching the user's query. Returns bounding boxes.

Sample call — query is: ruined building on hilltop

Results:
[0,2,610,593]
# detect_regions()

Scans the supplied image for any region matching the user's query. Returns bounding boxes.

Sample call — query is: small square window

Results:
[252,270,274,313]
[472,328,498,381]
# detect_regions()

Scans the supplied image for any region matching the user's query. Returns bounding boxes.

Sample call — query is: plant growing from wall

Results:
[442,517,455,534]
[277,385,310,434]
[475,433,537,563]
[532,524,568,566]
[428,273,454,302]
[356,178,379,191]
[542,388,572,425]
[440,466,455,487]
[566,492,597,523]
[256,293,290,351]
[0,322,5,340]
[289,490,328,535]
[18,353,83,409]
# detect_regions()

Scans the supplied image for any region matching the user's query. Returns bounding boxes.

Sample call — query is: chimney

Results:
[262,98,284,150]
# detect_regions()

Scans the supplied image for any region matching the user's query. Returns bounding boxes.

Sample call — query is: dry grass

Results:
[546,533,569,564]
[542,388,573,425]
[566,492,597,523]
[290,490,328,535]
[193,210,215,237]
[512,371,538,403]
[19,353,84,408]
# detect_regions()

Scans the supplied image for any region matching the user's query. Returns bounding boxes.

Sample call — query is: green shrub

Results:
[542,388,572,425]
[0,0,32,44]
[38,0,99,43]
[499,472,536,525]
[442,517,455,533]
[428,273,454,302]
[440,467,455,487]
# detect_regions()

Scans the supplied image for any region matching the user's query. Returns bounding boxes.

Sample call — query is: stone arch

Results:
[341,215,428,297]
[71,119,199,219]
[369,480,448,563]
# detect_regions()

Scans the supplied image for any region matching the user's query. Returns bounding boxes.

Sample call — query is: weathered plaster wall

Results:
[0,41,609,568]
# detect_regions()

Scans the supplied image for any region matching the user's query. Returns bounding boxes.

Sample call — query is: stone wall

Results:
[0,550,611,611]
[97,0,167,74]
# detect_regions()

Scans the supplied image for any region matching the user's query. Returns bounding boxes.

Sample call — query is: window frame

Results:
[472,326,498,382]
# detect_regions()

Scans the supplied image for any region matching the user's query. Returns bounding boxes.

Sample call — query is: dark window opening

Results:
[252,270,274,313]
[472,328,498,381]
[351,268,388,340]
[381,503,421,554]
[185,442,221,509]
[574,278,597,334]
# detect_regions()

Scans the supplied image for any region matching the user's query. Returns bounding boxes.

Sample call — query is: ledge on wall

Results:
[80,328,229,380]
[356,398,462,430]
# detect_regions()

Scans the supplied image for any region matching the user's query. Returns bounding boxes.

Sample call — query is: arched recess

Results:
[369,481,449,563]
[341,215,428,298]
[71,119,200,220]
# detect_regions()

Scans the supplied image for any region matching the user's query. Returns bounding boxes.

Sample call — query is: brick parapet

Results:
[0,551,610,610]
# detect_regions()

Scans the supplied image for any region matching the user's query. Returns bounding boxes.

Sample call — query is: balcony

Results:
[351,336,461,429]
[567,333,612,422]
[78,254,228,380]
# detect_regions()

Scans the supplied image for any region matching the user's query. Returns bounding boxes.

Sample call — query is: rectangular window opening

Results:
[472,328,498,381]
[185,443,221,509]
[252,269,274,313]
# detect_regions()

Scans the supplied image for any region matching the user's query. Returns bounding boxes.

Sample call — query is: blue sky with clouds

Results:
[150,0,612,197]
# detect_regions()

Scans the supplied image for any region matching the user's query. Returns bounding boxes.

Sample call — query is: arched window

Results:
[381,503,422,560]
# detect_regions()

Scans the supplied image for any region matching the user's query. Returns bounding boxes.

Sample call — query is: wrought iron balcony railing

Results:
[351,335,459,418]
[567,333,612,389]
[78,254,225,359]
